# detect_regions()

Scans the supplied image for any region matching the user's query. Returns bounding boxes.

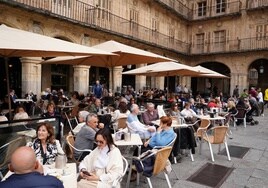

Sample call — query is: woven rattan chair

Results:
[149,147,173,188]
[66,135,92,163]
[132,147,173,188]
[203,126,231,162]
[113,117,127,133]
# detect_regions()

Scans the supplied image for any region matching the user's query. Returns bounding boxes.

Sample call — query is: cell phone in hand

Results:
[82,171,91,176]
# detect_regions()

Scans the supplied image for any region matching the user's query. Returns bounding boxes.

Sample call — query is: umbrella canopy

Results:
[43,40,176,91]
[0,24,114,120]
[192,65,229,78]
[0,24,115,57]
[122,61,203,77]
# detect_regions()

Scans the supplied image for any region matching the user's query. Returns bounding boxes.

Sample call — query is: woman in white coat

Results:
[78,128,124,188]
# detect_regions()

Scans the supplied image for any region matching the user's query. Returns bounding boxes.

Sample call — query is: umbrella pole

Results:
[111,66,114,94]
[5,57,12,120]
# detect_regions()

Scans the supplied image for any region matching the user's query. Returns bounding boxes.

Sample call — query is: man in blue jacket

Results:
[0,146,63,188]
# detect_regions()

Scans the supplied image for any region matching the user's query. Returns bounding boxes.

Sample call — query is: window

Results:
[256,24,268,40]
[130,9,139,32]
[214,30,226,50]
[196,33,205,52]
[198,1,207,17]
[168,28,175,44]
[51,65,69,91]
[97,0,112,20]
[151,18,159,38]
[216,0,226,13]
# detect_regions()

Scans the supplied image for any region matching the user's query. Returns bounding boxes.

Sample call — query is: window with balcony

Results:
[256,24,268,40]
[216,0,226,13]
[196,33,205,52]
[97,0,112,20]
[169,28,175,44]
[214,30,226,51]
[198,1,207,17]
[151,18,159,38]
[130,9,139,33]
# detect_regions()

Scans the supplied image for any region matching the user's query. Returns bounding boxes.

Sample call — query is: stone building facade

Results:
[0,0,267,98]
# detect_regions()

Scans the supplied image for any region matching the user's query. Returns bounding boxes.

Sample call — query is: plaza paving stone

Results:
[121,108,268,188]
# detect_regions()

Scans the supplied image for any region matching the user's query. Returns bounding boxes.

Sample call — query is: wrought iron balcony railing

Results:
[1,0,267,55]
[247,0,268,9]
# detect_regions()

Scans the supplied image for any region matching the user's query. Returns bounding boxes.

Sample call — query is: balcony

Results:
[191,37,268,54]
[247,0,268,10]
[191,1,241,21]
[153,0,191,20]
[1,0,267,56]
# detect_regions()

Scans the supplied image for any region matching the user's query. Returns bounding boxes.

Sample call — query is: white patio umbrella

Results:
[192,65,229,78]
[43,40,176,91]
[0,24,114,119]
[122,61,203,77]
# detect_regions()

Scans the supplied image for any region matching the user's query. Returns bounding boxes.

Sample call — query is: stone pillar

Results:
[135,64,146,91]
[155,77,165,90]
[109,66,123,93]
[20,57,42,98]
[73,65,90,95]
[230,72,248,96]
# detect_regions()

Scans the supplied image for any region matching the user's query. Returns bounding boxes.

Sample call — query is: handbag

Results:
[133,150,156,177]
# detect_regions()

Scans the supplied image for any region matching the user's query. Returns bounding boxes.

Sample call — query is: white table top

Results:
[14,99,33,103]
[196,115,225,120]
[57,105,75,109]
[151,120,188,128]
[2,163,77,188]
[113,133,143,146]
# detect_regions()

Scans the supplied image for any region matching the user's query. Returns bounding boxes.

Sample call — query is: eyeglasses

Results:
[95,140,104,144]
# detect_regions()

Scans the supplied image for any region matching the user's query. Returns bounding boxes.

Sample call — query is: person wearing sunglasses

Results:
[77,128,124,188]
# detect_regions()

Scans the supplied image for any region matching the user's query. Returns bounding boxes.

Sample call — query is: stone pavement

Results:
[122,108,268,188]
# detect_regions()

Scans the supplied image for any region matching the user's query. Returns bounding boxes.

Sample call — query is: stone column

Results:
[135,64,146,91]
[20,57,42,98]
[109,66,123,93]
[73,65,90,95]
[155,77,165,90]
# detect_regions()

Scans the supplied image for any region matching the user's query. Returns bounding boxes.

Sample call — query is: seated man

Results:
[87,98,102,114]
[74,113,104,161]
[127,104,156,139]
[0,146,63,188]
[142,103,159,127]
[180,102,198,129]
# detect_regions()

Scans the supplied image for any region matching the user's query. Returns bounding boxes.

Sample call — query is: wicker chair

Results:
[203,126,231,162]
[113,117,127,133]
[65,135,92,163]
[132,147,173,188]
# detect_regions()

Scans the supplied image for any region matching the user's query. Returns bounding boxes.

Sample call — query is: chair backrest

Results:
[112,155,128,188]
[66,135,75,158]
[210,126,228,144]
[70,106,79,118]
[153,146,172,175]
[117,117,127,130]
[196,119,210,137]
[235,108,247,118]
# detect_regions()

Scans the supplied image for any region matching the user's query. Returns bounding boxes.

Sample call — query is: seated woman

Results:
[27,122,64,165]
[135,116,175,155]
[168,102,180,117]
[78,128,124,188]
[13,105,29,120]
[71,110,90,135]
[112,101,130,130]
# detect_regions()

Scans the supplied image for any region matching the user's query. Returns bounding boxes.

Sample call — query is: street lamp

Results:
[259,63,264,74]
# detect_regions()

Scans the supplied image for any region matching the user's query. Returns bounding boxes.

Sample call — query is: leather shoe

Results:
[130,170,137,182]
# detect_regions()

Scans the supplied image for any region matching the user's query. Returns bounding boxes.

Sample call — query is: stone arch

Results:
[248,58,268,92]
[191,61,231,98]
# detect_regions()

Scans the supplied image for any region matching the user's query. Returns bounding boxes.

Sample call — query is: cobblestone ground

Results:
[121,108,268,188]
